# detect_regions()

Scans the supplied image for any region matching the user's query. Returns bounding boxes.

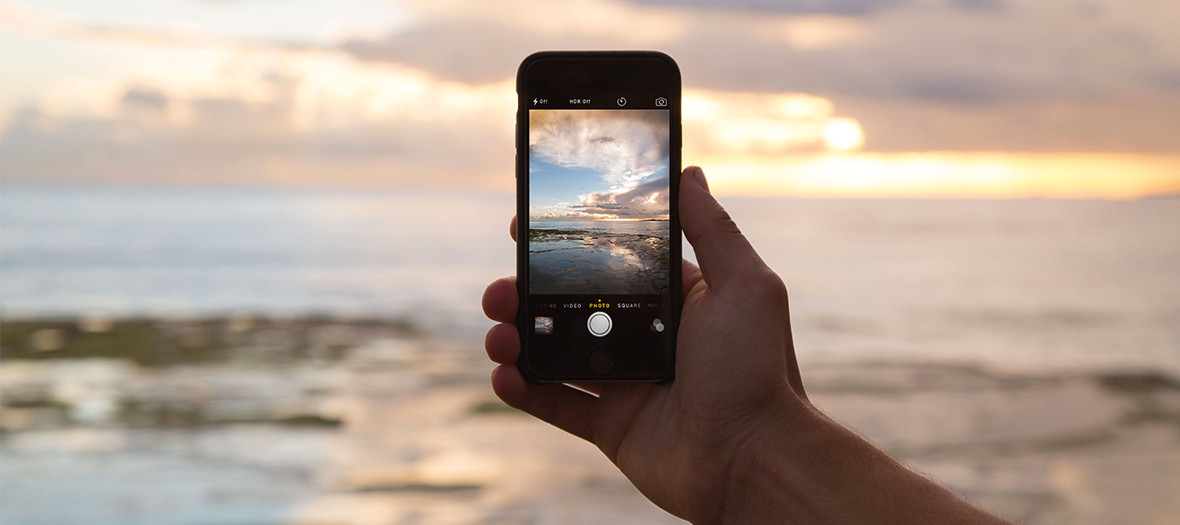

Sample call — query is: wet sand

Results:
[2,318,1179,524]
[529,226,670,295]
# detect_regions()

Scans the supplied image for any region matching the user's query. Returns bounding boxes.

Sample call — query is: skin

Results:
[483,166,1012,524]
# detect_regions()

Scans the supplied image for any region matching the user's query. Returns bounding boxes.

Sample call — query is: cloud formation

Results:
[0,0,1177,192]
[575,176,671,218]
[325,0,1180,154]
[627,0,904,16]
[1,73,512,188]
[529,109,670,219]
[530,110,669,191]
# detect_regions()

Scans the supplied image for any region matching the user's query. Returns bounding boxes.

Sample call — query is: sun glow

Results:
[822,118,865,152]
[695,152,1180,199]
[4,2,1177,200]
[681,88,1179,199]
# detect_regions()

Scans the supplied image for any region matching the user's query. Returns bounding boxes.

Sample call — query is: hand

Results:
[482,166,808,522]
[484,166,1010,524]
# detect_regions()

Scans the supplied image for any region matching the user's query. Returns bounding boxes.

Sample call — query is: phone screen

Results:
[517,52,680,382]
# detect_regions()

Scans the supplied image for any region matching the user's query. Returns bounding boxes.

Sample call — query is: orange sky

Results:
[1,0,1178,198]
[699,152,1180,199]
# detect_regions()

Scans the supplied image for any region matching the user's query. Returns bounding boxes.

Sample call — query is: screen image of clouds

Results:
[528,109,671,295]
[528,109,670,221]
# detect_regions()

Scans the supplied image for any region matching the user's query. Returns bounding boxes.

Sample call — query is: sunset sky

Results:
[1,0,1178,198]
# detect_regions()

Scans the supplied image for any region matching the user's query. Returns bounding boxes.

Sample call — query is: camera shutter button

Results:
[587,311,612,337]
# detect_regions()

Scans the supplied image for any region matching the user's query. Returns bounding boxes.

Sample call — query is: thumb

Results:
[679,166,771,291]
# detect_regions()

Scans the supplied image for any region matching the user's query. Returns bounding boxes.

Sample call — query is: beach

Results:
[2,316,1179,524]
[3,1,1178,522]
[2,189,1179,523]
[528,220,671,295]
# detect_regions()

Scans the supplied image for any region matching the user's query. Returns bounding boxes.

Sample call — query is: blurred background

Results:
[1,1,1178,524]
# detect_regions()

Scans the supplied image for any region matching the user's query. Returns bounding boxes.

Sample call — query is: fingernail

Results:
[689,166,710,194]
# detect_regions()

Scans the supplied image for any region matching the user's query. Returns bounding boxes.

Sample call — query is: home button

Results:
[588,350,613,374]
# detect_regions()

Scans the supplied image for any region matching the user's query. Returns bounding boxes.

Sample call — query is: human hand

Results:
[482,166,809,522]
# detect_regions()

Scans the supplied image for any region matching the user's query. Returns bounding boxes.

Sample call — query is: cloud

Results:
[334,0,1177,102]
[346,0,1178,154]
[683,90,844,155]
[0,75,513,188]
[527,109,671,219]
[575,176,670,218]
[830,93,1180,153]
[529,109,669,191]
[340,20,536,85]
[2,0,1178,192]
[120,88,169,112]
[624,0,904,16]
[949,0,1007,11]
[337,0,1180,105]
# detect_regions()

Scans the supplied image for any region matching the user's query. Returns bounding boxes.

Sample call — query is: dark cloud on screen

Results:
[576,176,670,218]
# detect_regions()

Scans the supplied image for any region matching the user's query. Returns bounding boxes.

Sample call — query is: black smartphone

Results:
[516,51,681,383]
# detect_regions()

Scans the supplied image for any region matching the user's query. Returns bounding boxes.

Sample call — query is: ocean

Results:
[2,186,1178,373]
[528,219,671,295]
[0,186,515,338]
[3,186,1180,525]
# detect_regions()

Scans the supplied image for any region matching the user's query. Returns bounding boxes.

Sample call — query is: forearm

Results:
[718,401,1011,524]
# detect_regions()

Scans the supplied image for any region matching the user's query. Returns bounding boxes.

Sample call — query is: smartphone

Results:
[516,51,681,383]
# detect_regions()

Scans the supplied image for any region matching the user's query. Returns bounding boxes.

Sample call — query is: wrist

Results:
[715,397,1011,524]
[715,393,825,524]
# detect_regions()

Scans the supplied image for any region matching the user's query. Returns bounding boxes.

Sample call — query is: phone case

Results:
[516,51,681,383]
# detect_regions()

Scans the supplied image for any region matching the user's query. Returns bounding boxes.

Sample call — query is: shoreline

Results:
[0,315,421,366]
[2,314,1173,374]
[2,316,1179,523]
[4,315,1178,436]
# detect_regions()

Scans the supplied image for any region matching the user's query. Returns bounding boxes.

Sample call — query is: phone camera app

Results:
[527,109,671,296]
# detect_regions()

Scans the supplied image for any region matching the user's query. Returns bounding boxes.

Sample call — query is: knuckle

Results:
[748,269,789,306]
[712,205,742,237]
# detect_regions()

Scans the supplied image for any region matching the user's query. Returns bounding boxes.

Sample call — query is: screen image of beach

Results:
[528,109,670,296]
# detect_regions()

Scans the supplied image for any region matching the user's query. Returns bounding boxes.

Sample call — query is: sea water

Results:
[2,186,1178,372]
[0,186,515,337]
[528,219,671,295]
[3,186,1180,525]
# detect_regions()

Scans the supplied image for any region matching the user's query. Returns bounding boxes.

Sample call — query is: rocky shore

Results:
[2,317,1178,524]
[528,226,671,295]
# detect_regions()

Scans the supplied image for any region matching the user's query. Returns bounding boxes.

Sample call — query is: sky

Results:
[529,109,670,220]
[0,0,1178,197]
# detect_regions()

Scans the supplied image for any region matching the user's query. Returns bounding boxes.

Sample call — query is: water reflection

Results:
[528,220,670,295]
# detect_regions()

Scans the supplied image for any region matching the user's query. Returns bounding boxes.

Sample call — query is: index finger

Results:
[482,276,518,324]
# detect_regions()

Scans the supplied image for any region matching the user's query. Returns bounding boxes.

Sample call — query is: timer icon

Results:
[616,97,627,107]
